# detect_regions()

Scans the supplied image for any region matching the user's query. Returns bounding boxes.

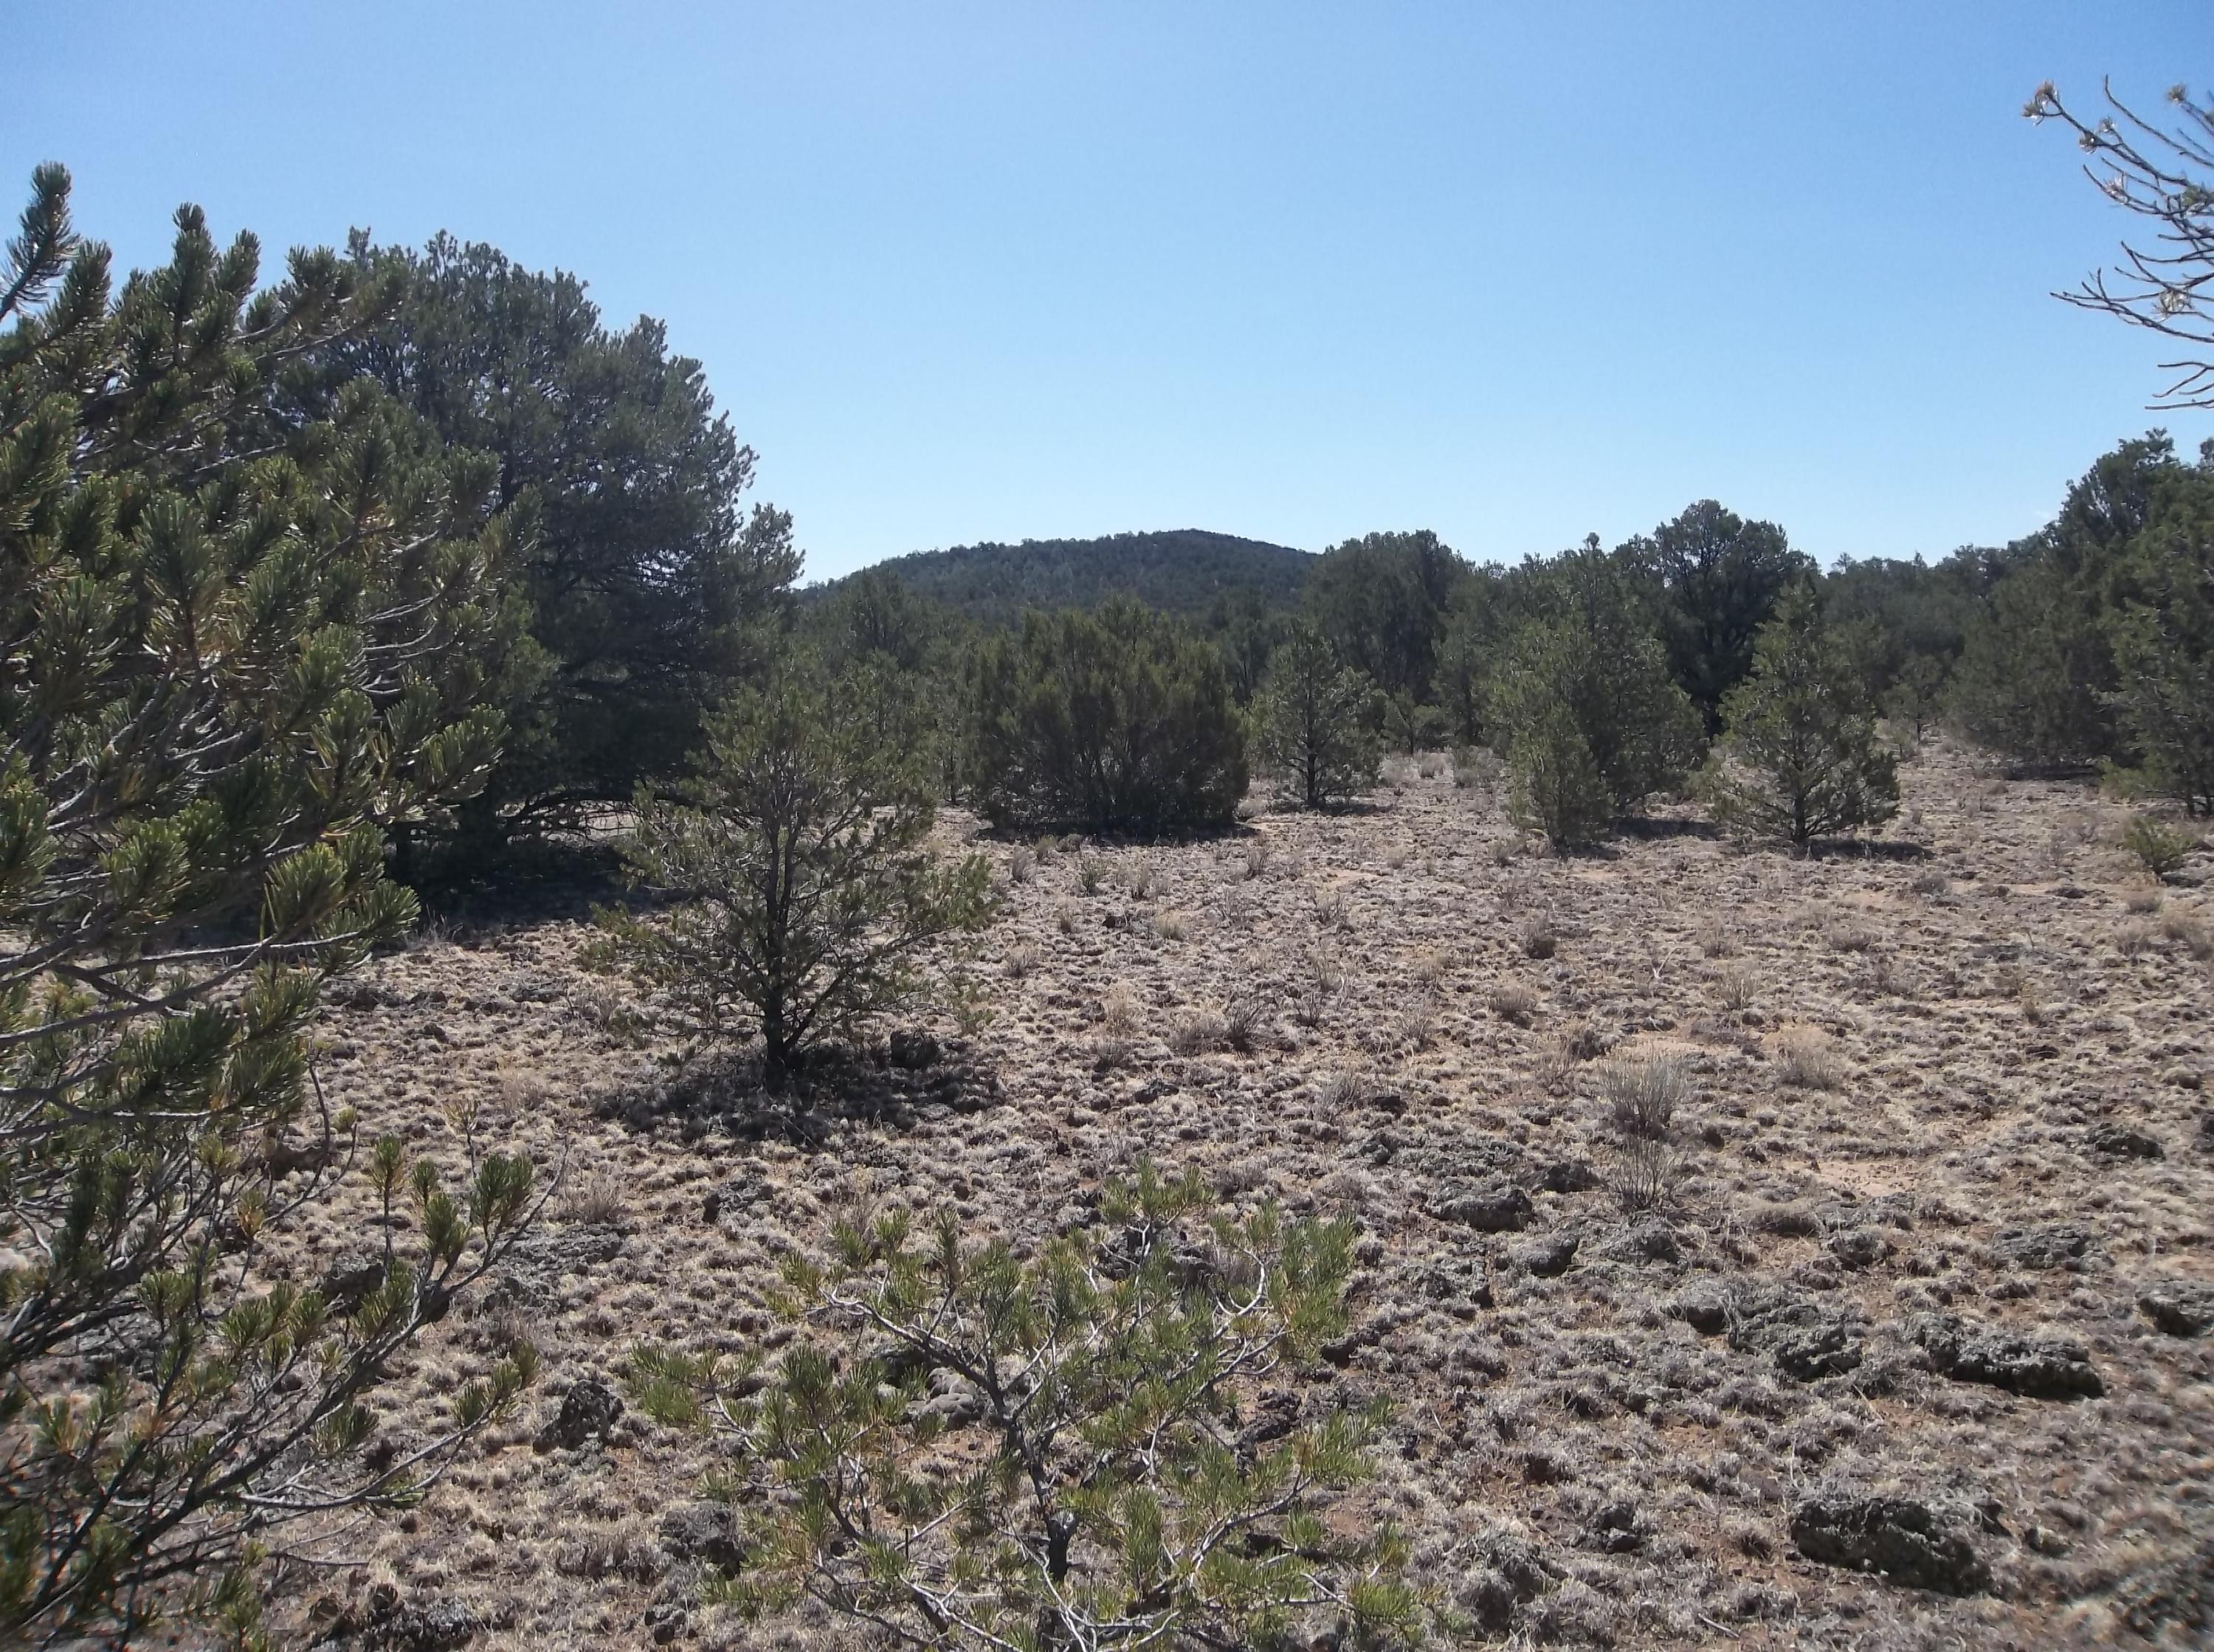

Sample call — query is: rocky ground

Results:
[265,744,2214,1650]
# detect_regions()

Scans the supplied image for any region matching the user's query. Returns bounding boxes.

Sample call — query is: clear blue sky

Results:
[8,2,2208,580]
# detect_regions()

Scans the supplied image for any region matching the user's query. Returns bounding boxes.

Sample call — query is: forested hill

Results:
[820,529,1315,621]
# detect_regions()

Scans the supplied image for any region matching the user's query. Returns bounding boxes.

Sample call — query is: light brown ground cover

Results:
[270,744,2214,1650]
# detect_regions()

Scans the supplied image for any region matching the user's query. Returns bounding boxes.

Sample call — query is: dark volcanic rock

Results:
[318,1248,390,1311]
[1827,1227,1891,1270]
[1726,1285,1865,1380]
[1993,1221,2097,1270]
[1669,1283,1732,1335]
[1433,1181,1534,1233]
[2138,1278,2214,1337]
[1908,1312,2104,1399]
[1790,1495,1990,1594]
[539,1376,624,1449]
[1512,1232,1580,1277]
[658,1501,745,1572]
[2087,1122,2165,1159]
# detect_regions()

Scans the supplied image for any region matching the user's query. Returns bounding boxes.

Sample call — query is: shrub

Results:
[1488,549,1701,848]
[0,167,539,1645]
[1703,584,1900,846]
[1605,1055,1689,1139]
[2123,813,2201,882]
[1252,621,1382,808]
[596,667,996,1073]
[1774,1029,1844,1091]
[970,599,1248,832]
[627,1165,1418,1651]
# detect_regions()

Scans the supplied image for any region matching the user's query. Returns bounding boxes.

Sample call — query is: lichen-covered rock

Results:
[1908,1312,2103,1400]
[2137,1278,2214,1338]
[1432,1181,1534,1233]
[1790,1494,1990,1594]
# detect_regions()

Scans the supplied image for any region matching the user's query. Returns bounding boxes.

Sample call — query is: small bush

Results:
[1243,836,1272,879]
[1489,983,1539,1024]
[2124,813,2201,882]
[1605,1055,1688,1139]
[1152,909,1190,941]
[1007,845,1036,884]
[1076,854,1106,895]
[1224,996,1268,1051]
[1774,1029,1844,1091]
[1520,916,1560,959]
[1613,1136,1680,1212]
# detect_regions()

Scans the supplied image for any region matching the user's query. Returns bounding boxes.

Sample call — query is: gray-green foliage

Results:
[628,1163,1418,1652]
[1488,547,1701,847]
[1253,621,1380,808]
[2105,469,2214,815]
[1703,584,1899,846]
[0,167,540,1647]
[597,665,996,1071]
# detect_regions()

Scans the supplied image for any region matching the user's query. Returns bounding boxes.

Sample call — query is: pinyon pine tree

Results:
[1705,584,1900,846]
[596,665,996,1074]
[627,1162,1420,1652]
[0,167,542,1648]
[1253,621,1380,808]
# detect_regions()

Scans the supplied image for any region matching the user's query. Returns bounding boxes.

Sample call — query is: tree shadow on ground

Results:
[593,1034,1004,1149]
[409,837,636,927]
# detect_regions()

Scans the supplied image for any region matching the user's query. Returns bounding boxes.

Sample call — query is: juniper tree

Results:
[1252,621,1380,808]
[1704,584,1900,846]
[0,167,542,1648]
[596,665,996,1074]
[969,601,1248,832]
[627,1163,1420,1652]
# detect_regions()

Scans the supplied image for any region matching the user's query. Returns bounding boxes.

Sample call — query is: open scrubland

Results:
[280,744,2214,1650]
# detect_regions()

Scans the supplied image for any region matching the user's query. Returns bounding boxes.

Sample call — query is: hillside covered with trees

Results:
[814,527,1314,622]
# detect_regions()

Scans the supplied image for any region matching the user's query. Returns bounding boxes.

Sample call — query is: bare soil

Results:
[272,745,2214,1650]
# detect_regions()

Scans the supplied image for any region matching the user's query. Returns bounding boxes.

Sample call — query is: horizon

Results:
[10,2,2211,581]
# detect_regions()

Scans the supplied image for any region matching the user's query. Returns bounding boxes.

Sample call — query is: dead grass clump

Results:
[1032,832,1058,863]
[564,1175,630,1228]
[1824,919,1878,954]
[1561,1020,1612,1062]
[1224,996,1267,1052]
[1695,918,1733,958]
[2162,910,2213,961]
[1717,964,1759,1012]
[1100,986,1141,1039]
[1605,1054,1689,1139]
[1169,1010,1229,1055]
[1243,837,1271,880]
[1417,752,1446,780]
[1396,995,1438,1051]
[1411,947,1454,987]
[1315,1069,1373,1110]
[2117,920,2155,959]
[1520,916,1559,960]
[1911,868,1950,898]
[1490,983,1539,1025]
[1384,843,1411,871]
[1004,943,1043,980]
[1127,858,1157,900]
[1489,837,1517,868]
[2123,886,2163,916]
[1075,855,1106,896]
[1152,910,1190,942]
[1007,846,1036,885]
[1313,887,1351,930]
[1774,1029,1844,1091]
[1613,1137,1680,1212]
[1055,902,1080,937]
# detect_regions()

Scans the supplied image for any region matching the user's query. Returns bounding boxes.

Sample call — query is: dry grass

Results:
[255,746,2214,1651]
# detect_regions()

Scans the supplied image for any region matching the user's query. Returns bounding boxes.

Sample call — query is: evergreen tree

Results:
[1705,584,1900,845]
[1487,545,1702,846]
[969,601,1248,832]
[1621,500,1813,730]
[1303,529,1466,703]
[627,1164,1418,1652]
[1253,621,1381,807]
[0,167,540,1647]
[2106,464,2214,814]
[596,666,996,1074]
[319,234,801,840]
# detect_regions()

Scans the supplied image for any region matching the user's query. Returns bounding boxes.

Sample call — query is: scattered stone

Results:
[1908,1312,2104,1400]
[1790,1495,1990,1594]
[1582,1499,1645,1554]
[1669,1284,1732,1335]
[1512,1233,1579,1277]
[539,1376,624,1449]
[1537,1158,1601,1195]
[317,1248,390,1311]
[1725,1284,1865,1380]
[489,1225,625,1312]
[657,1501,745,1572]
[1606,1219,1681,1265]
[888,1029,941,1070]
[2137,1278,2214,1337]
[2087,1122,2165,1159]
[2108,1532,2214,1638]
[1993,1221,2097,1270]
[1432,1182,1534,1233]
[1827,1227,1891,1271]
